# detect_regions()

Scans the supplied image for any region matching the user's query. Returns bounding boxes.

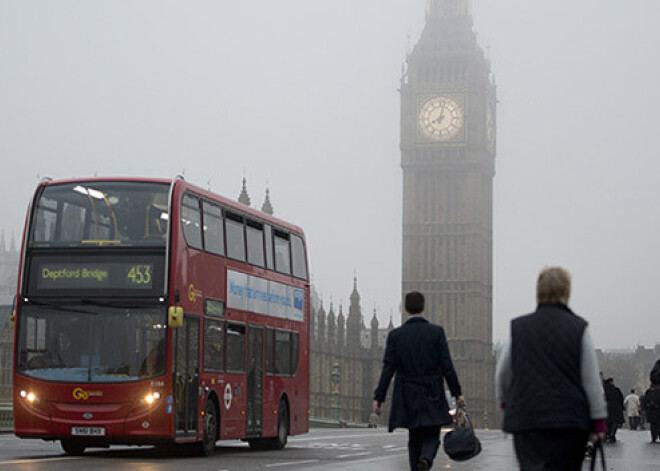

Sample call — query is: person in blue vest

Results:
[495,266,607,470]
[373,291,464,471]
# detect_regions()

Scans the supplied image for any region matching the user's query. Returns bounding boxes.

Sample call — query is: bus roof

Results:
[36,176,306,239]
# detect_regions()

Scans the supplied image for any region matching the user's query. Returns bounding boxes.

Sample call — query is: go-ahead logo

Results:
[72,387,103,400]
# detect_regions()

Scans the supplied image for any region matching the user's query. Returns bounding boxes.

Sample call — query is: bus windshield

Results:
[16,304,167,383]
[29,181,169,247]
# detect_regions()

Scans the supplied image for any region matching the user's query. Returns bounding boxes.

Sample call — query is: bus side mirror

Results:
[9,310,15,330]
[168,306,183,328]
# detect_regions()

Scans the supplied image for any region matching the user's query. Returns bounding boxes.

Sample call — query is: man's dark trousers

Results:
[513,429,589,471]
[408,426,440,470]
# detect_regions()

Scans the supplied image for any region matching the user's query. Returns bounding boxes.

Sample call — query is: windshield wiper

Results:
[79,298,159,309]
[24,299,97,315]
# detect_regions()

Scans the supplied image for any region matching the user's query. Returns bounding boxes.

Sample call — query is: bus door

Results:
[174,316,200,438]
[246,325,264,438]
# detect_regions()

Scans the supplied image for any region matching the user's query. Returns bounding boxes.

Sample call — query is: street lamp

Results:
[331,362,341,422]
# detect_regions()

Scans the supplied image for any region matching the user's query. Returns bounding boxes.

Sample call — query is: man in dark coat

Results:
[645,360,660,443]
[603,377,625,443]
[373,291,463,471]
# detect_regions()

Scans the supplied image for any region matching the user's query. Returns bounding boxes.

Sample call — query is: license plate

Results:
[71,426,105,436]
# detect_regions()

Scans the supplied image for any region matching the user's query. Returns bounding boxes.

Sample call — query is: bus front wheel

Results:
[61,438,86,455]
[198,400,218,456]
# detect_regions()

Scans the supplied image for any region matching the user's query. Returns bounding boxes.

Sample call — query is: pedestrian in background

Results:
[645,360,660,443]
[624,389,640,430]
[373,291,464,471]
[604,377,625,443]
[496,266,607,470]
[639,392,647,430]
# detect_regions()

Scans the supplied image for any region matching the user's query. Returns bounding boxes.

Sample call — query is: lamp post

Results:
[331,362,341,422]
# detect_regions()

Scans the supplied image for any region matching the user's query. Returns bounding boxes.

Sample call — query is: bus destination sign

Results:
[36,262,155,290]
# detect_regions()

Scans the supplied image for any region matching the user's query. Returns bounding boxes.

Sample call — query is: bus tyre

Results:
[61,439,86,455]
[198,400,218,456]
[273,401,289,450]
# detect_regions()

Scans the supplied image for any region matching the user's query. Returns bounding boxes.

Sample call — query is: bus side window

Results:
[291,332,299,374]
[226,323,246,372]
[264,225,274,270]
[275,330,292,375]
[202,201,225,256]
[265,328,275,374]
[291,234,308,280]
[203,319,225,372]
[246,220,265,267]
[181,194,202,249]
[226,213,246,262]
[274,231,291,275]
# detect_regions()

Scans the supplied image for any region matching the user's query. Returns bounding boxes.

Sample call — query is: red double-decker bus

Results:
[11,176,310,455]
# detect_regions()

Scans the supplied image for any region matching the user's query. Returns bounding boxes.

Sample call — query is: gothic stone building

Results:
[308,279,392,425]
[400,0,497,426]
[0,232,19,402]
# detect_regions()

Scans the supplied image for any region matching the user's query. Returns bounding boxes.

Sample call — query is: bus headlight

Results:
[142,391,161,406]
[20,390,39,404]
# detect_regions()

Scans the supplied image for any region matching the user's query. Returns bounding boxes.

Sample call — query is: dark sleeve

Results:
[373,331,397,402]
[438,327,462,397]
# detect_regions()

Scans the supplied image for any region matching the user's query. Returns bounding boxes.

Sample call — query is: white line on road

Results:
[290,431,404,442]
[265,459,320,468]
[337,452,372,459]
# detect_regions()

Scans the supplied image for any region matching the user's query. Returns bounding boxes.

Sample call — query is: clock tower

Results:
[400,0,496,425]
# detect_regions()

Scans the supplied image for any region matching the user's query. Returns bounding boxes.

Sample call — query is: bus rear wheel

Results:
[61,438,86,455]
[273,401,289,450]
[198,400,218,456]
[247,400,289,450]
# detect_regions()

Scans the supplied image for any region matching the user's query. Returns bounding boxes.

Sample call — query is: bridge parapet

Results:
[0,403,12,432]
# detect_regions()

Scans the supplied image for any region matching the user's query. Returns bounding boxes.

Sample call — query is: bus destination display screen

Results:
[36,262,156,290]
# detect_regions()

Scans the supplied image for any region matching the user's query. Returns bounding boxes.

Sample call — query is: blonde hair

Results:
[536,266,571,305]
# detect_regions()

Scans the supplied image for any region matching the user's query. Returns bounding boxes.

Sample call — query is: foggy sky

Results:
[1,1,659,349]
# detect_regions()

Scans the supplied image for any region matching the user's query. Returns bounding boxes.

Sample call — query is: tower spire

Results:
[426,0,470,19]
[238,175,251,206]
[261,186,274,215]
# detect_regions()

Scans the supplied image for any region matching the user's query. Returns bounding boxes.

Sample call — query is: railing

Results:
[0,403,12,432]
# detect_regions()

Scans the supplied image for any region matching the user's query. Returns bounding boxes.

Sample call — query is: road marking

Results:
[265,459,320,468]
[385,446,408,452]
[337,452,372,459]
[290,431,404,442]
[0,457,82,465]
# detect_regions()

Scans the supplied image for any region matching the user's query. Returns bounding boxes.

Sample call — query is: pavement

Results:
[305,428,660,470]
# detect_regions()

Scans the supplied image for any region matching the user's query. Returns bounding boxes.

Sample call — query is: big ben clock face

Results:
[418,95,464,141]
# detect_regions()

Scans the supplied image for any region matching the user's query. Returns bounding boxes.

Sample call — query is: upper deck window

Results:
[274,230,291,275]
[30,182,169,248]
[291,234,308,280]
[246,220,265,268]
[202,201,224,256]
[225,212,246,262]
[181,194,202,250]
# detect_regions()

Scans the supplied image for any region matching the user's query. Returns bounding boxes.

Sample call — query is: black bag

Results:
[443,407,482,461]
[589,439,606,471]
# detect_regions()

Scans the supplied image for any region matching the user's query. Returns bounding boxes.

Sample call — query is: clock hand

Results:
[434,101,447,124]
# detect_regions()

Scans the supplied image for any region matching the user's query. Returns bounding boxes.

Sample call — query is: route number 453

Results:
[126,264,152,285]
